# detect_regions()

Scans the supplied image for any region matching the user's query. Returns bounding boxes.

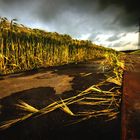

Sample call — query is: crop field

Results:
[0,17,117,75]
[0,17,130,140]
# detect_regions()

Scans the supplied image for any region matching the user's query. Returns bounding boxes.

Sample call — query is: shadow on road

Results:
[0,61,121,140]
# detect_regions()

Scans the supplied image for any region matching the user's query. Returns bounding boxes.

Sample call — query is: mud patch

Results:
[0,71,74,99]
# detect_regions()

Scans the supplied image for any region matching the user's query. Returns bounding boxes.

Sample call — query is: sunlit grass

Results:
[16,100,39,113]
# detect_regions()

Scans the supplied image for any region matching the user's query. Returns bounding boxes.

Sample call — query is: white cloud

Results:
[112,32,138,51]
[78,33,91,40]
[92,33,113,46]
[90,32,138,51]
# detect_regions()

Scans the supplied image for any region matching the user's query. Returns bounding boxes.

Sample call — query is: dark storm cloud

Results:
[0,0,33,7]
[0,0,35,14]
[0,0,139,50]
[1,0,33,4]
[0,0,38,24]
[0,0,139,27]
[107,33,127,42]
[107,35,121,42]
[98,0,140,27]
[107,33,127,43]
[88,32,101,41]
[33,0,140,27]
[32,0,99,24]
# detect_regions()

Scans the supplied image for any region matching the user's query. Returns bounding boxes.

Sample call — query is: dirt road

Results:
[122,54,140,140]
[0,60,104,99]
[0,59,121,140]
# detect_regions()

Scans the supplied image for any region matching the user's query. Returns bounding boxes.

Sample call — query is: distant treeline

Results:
[0,17,116,74]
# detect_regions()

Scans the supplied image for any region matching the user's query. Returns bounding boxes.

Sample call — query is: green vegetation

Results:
[0,17,115,75]
[130,49,140,54]
[101,52,125,86]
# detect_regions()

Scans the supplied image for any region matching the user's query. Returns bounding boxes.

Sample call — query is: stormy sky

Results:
[0,0,139,50]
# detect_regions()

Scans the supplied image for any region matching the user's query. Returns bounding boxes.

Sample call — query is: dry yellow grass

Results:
[16,100,39,113]
[0,79,122,130]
